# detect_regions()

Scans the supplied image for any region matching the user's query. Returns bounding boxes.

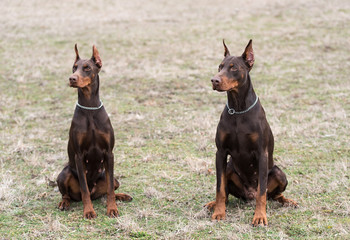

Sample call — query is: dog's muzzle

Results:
[211,76,221,90]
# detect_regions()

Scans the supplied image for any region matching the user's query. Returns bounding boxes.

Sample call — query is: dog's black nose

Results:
[69,75,77,83]
[211,76,221,84]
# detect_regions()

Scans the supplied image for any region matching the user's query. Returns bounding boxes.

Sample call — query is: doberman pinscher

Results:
[56,44,132,219]
[205,40,297,226]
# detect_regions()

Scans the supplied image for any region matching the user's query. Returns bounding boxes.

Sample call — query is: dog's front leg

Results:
[104,151,119,217]
[75,153,96,219]
[211,150,228,221]
[252,150,268,226]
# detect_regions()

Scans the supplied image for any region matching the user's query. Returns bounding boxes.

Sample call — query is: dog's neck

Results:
[227,74,257,112]
[77,74,101,107]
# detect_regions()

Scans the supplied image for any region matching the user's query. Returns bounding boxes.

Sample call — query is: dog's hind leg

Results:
[57,166,81,210]
[267,165,298,207]
[90,174,133,202]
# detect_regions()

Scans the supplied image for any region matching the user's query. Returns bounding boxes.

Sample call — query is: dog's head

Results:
[69,44,102,88]
[211,39,254,92]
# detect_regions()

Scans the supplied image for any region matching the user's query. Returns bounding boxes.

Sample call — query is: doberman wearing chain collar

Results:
[205,40,298,226]
[56,44,132,219]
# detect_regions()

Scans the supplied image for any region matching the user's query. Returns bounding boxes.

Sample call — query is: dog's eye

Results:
[72,66,77,72]
[218,64,223,72]
[230,67,238,72]
[84,66,91,72]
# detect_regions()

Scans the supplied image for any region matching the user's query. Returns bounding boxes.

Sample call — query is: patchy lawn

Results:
[0,0,349,239]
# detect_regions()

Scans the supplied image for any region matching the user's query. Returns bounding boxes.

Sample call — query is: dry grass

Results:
[0,0,349,239]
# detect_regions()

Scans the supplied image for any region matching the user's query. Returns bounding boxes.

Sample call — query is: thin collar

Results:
[76,100,103,110]
[226,96,259,115]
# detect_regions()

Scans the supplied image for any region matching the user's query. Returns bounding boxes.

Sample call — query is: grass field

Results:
[0,0,349,239]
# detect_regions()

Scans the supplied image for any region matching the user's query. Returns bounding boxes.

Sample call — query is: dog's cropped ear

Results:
[74,44,80,64]
[242,39,254,69]
[91,45,102,68]
[223,39,230,57]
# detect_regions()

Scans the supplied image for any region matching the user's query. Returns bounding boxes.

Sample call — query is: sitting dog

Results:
[57,44,132,219]
[205,39,297,226]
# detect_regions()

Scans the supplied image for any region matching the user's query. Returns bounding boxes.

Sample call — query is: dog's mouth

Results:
[69,82,78,88]
[212,83,225,92]
[69,78,91,88]
[212,82,218,90]
[212,80,239,92]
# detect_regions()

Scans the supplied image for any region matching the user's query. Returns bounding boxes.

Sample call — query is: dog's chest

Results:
[219,119,259,150]
[79,128,110,150]
[225,132,258,160]
[221,127,260,182]
[78,129,108,169]
[217,118,261,169]
[73,115,112,151]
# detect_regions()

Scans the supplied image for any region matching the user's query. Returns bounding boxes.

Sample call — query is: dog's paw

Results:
[274,194,299,208]
[204,200,216,210]
[58,199,70,210]
[211,211,226,221]
[252,214,268,227]
[283,198,299,208]
[84,209,97,219]
[115,193,133,202]
[107,206,119,218]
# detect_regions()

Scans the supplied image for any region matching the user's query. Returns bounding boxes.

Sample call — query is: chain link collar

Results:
[226,96,259,115]
[76,100,103,110]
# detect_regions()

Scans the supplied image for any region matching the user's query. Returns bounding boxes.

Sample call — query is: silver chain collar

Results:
[76,100,103,110]
[226,96,259,115]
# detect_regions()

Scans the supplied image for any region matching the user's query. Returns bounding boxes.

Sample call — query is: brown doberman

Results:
[56,44,132,219]
[205,39,297,226]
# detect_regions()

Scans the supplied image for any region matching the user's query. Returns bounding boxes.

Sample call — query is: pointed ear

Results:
[74,43,80,64]
[242,39,254,69]
[223,39,230,57]
[91,45,102,68]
